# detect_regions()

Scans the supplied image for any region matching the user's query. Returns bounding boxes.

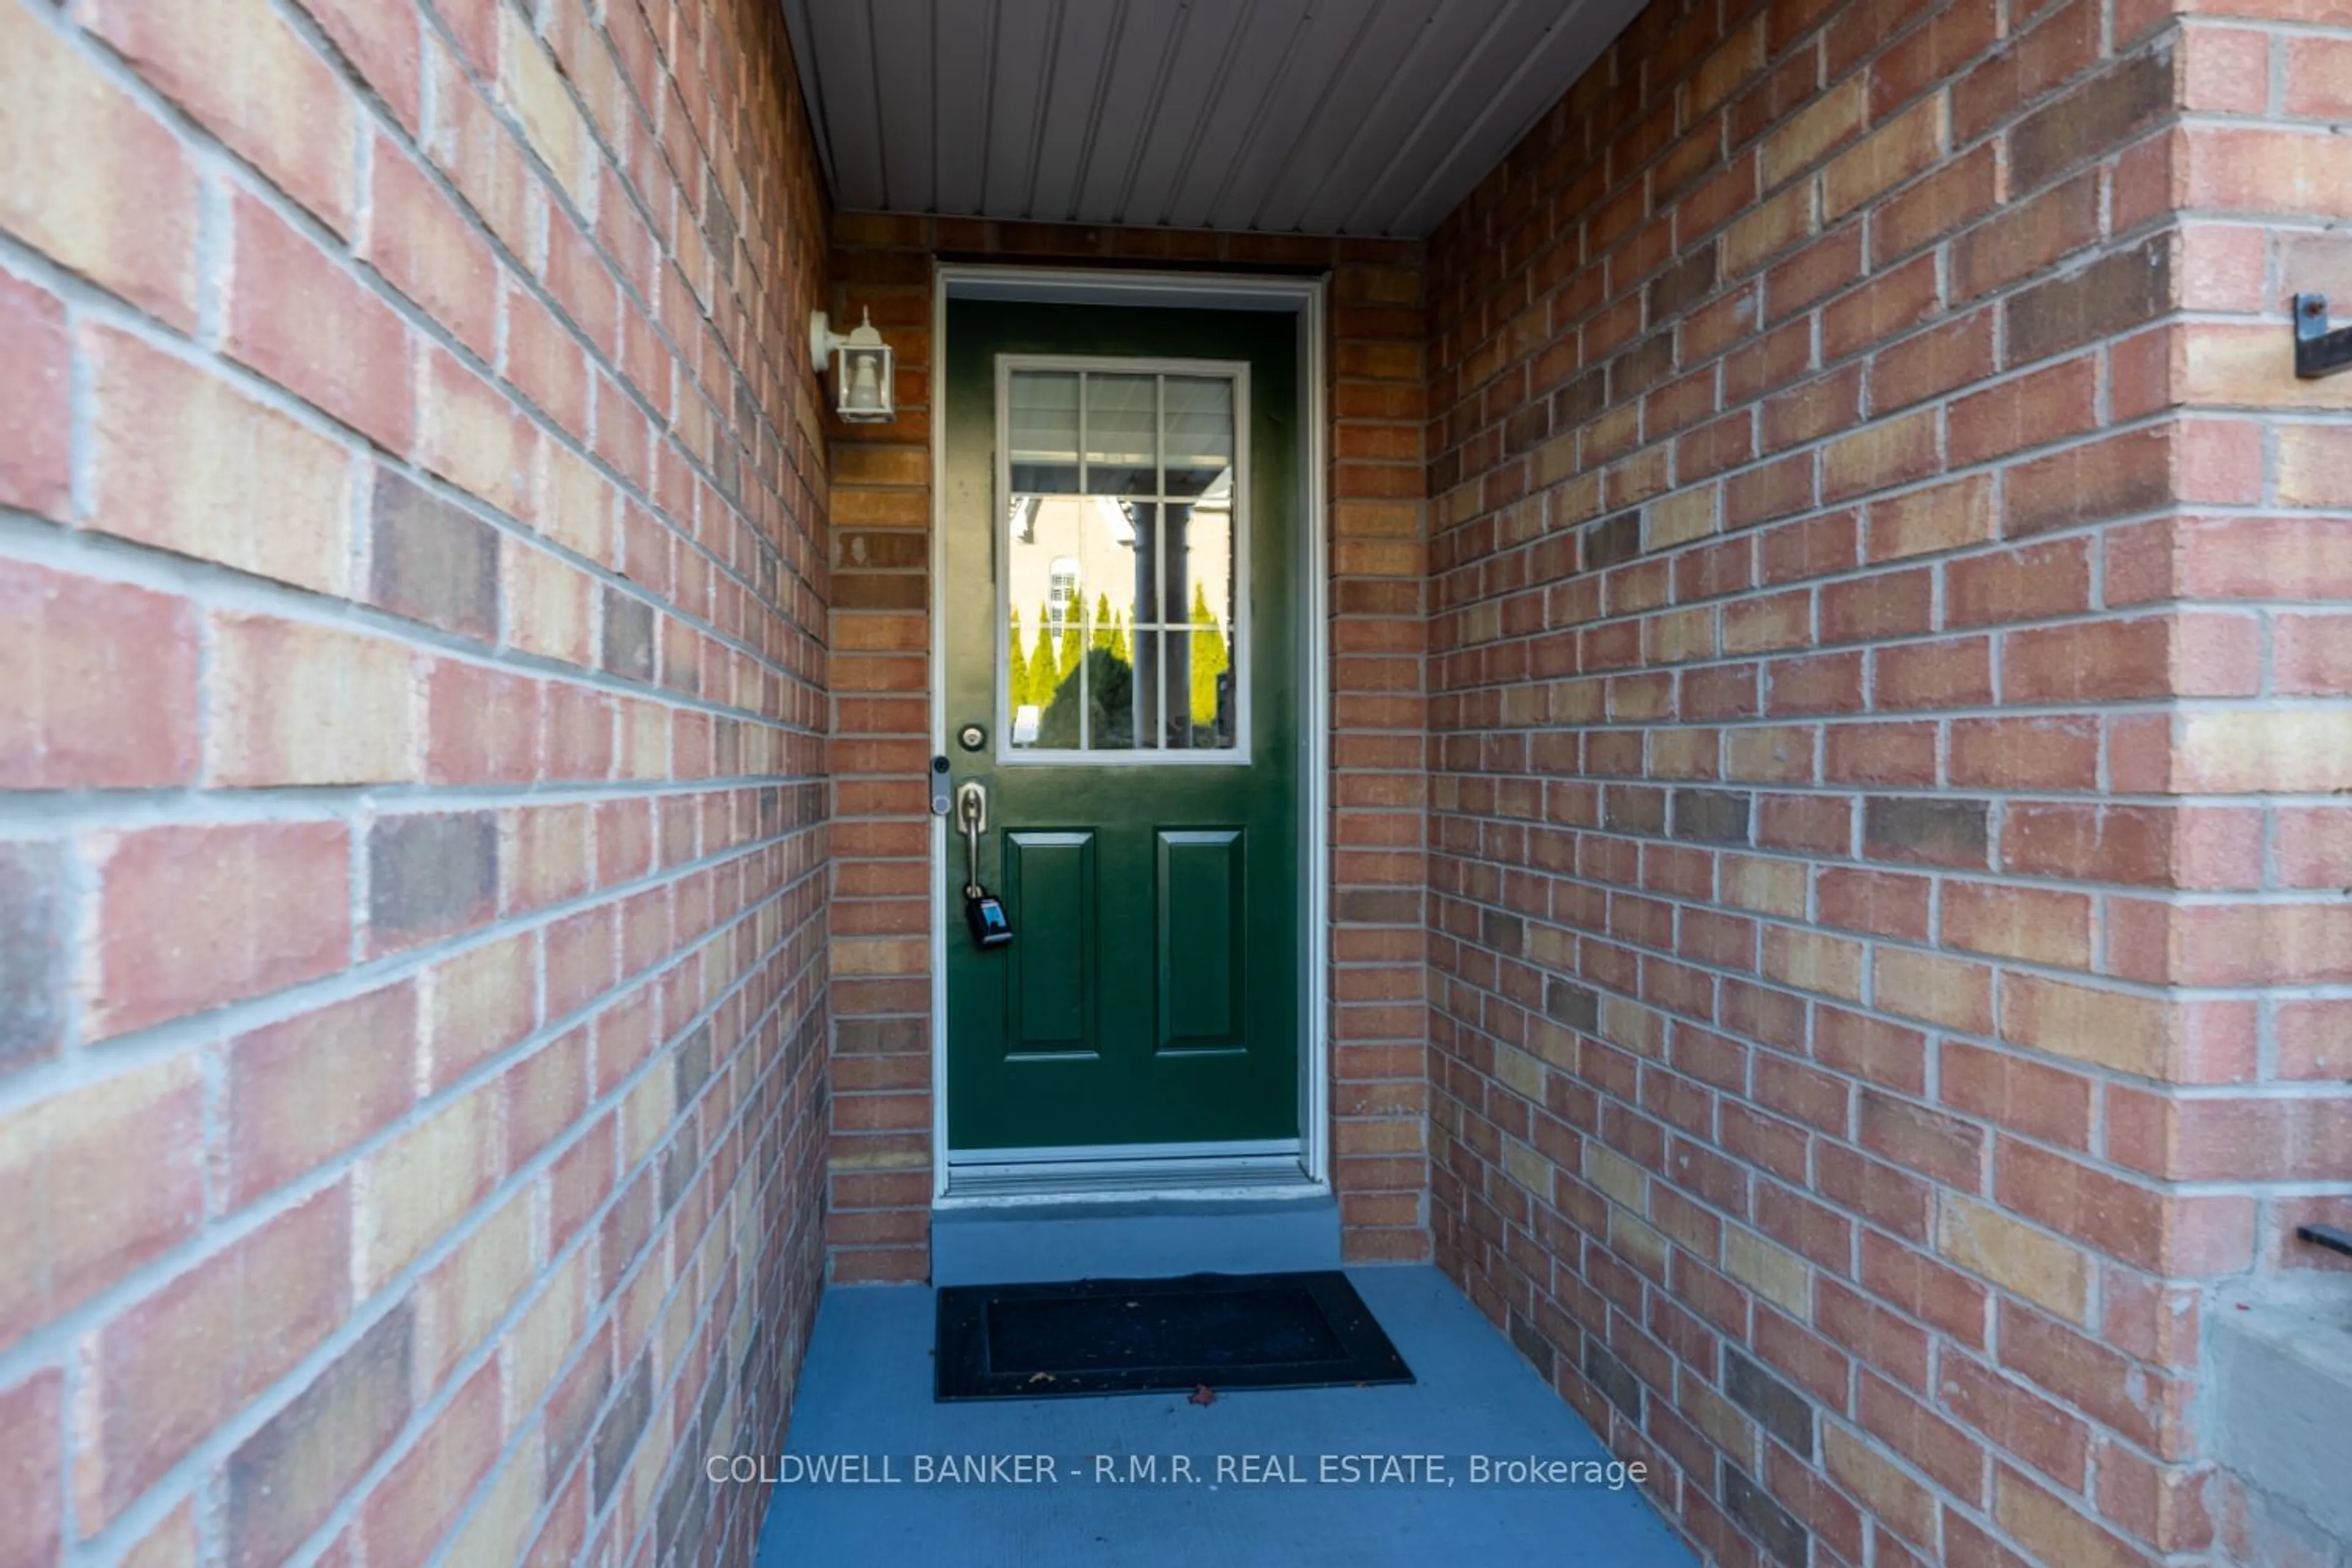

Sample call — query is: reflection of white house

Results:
[1003,477,1235,748]
[1005,473,1233,639]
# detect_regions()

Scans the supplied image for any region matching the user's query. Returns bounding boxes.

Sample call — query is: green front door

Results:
[941,297,1302,1154]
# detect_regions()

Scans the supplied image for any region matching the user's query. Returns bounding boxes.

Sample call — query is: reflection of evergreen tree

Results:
[1028,605,1062,705]
[1189,584,1228,728]
[1036,647,1133,748]
[1091,594,1118,657]
[1057,606,1082,681]
[1008,609,1028,709]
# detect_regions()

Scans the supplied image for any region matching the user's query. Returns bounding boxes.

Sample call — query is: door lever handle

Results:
[954,780,1011,948]
[954,781,987,898]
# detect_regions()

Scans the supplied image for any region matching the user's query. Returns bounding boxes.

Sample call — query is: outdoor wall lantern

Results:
[809,306,895,422]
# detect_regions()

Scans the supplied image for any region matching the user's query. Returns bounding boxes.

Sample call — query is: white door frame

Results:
[927,264,1332,1206]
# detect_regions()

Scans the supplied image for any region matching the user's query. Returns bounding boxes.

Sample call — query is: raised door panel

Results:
[1005,830,1096,1058]
[1156,828,1245,1052]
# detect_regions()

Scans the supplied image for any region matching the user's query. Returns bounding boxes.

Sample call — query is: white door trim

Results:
[926,264,1332,1205]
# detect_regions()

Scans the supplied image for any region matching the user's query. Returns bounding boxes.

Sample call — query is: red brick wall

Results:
[822,220,1434,1281]
[0,1,831,1564]
[2157,8,2352,1559]
[1423,0,2350,1562]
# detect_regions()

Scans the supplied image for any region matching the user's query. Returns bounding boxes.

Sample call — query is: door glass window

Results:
[1004,366,1240,756]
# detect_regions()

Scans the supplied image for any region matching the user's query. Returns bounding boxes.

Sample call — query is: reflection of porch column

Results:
[1129,502,1175,750]
[1163,502,1191,748]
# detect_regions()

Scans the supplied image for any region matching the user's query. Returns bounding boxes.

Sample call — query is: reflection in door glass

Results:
[1003,369,1238,754]
[1008,371,1080,493]
[1163,377,1234,498]
[1084,374,1158,496]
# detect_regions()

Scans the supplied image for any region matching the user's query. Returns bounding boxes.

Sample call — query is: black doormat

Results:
[934,1270,1414,1401]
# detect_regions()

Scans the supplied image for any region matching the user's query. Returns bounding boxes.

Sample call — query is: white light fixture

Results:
[809,306,894,423]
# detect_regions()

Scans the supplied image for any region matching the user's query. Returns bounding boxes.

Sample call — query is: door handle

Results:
[955,780,987,897]
[954,781,1012,949]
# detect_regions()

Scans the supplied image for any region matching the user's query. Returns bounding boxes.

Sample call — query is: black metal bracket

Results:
[2296,1223,2352,1260]
[2294,294,2352,379]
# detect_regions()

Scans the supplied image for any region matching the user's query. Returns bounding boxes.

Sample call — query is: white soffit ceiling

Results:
[782,0,1649,240]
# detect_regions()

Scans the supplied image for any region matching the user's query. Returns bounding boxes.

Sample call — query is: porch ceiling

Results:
[781,0,1645,239]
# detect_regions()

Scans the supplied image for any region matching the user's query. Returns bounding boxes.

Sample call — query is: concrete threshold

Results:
[929,1194,1344,1287]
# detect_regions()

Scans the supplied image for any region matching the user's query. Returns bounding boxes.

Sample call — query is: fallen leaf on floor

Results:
[1188,1384,1216,1407]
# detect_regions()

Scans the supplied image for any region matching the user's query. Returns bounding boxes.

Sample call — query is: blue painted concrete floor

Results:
[752,1266,1697,1567]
